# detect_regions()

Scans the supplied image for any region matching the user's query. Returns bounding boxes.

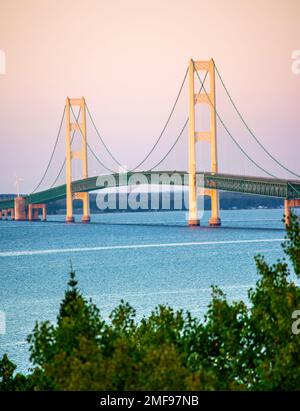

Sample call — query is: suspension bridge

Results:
[0,59,299,226]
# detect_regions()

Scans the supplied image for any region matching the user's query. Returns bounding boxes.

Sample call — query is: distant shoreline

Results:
[0,192,284,215]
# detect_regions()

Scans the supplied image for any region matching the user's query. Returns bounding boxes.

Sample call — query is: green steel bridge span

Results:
[1,171,300,211]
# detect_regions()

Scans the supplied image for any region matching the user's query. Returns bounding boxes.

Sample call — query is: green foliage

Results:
[2,213,300,391]
[0,354,16,391]
[26,266,105,390]
[0,354,28,391]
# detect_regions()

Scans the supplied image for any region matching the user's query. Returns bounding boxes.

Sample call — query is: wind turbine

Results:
[14,174,24,197]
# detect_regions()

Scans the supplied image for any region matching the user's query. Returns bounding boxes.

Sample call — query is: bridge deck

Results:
[1,172,300,210]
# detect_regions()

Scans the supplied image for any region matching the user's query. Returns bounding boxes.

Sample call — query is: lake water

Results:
[0,209,288,373]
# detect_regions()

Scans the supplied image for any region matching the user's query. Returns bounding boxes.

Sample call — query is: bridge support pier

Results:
[42,205,47,222]
[66,215,75,224]
[9,208,15,220]
[284,199,300,226]
[28,205,40,221]
[28,204,47,222]
[74,192,90,223]
[14,197,27,221]
[201,188,221,227]
[188,58,221,227]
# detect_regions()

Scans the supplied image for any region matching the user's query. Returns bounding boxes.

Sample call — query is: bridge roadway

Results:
[1,171,300,210]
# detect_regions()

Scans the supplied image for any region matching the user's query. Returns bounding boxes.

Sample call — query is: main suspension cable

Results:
[86,104,124,168]
[69,105,117,174]
[50,107,81,188]
[147,70,209,171]
[86,66,189,171]
[87,143,117,174]
[193,60,277,179]
[131,66,189,171]
[31,106,66,193]
[148,119,188,171]
[215,63,300,179]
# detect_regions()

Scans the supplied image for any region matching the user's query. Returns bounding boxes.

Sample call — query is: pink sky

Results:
[0,0,299,193]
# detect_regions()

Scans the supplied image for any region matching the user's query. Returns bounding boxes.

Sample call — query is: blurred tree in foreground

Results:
[1,214,300,390]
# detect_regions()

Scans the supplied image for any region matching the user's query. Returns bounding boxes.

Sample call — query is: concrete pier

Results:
[82,215,91,224]
[9,208,15,220]
[42,205,47,221]
[209,217,221,227]
[284,198,300,226]
[14,197,27,221]
[28,203,47,221]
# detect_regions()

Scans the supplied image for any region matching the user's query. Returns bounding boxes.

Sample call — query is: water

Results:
[0,209,287,373]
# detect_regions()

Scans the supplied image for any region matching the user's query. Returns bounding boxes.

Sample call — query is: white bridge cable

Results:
[148,70,209,171]
[214,63,300,179]
[56,70,208,178]
[192,60,278,179]
[69,105,118,174]
[50,108,82,188]
[37,60,294,195]
[85,104,124,169]
[45,67,206,183]
[85,66,189,172]
[30,106,66,193]
[87,144,117,174]
[50,106,117,186]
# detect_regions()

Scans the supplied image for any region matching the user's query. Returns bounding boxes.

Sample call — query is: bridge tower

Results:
[65,97,90,223]
[188,59,221,226]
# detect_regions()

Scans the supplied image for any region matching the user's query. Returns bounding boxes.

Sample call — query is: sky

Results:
[0,0,299,193]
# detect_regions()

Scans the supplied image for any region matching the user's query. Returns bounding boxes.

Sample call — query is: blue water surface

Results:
[0,209,288,372]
